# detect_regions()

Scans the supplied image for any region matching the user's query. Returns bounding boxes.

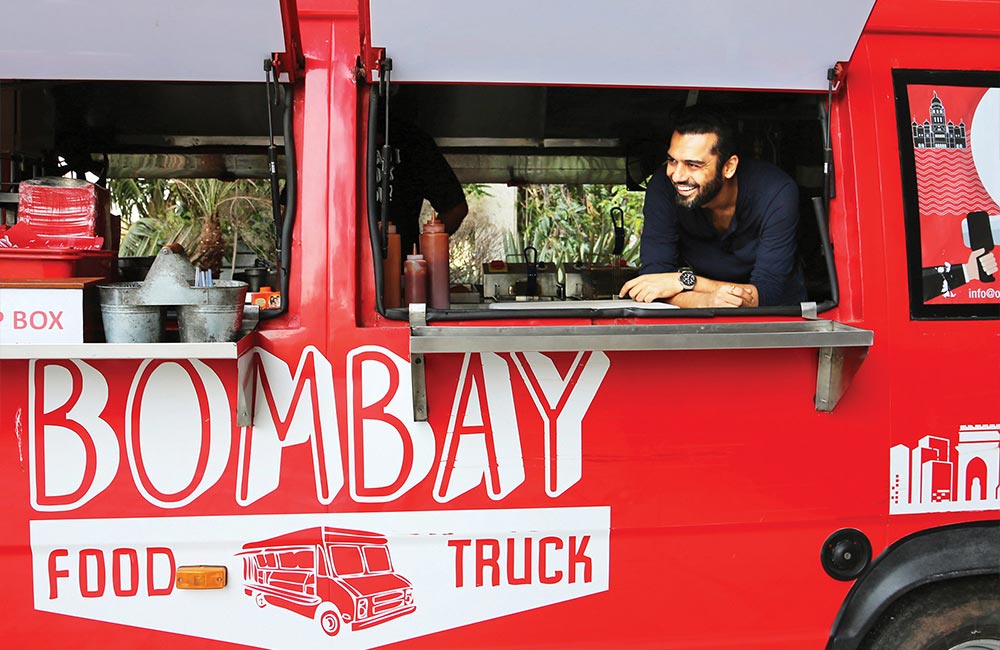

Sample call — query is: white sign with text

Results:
[0,288,82,345]
[32,507,610,649]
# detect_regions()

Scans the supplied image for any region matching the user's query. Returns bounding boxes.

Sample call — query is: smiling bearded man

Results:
[620,106,807,308]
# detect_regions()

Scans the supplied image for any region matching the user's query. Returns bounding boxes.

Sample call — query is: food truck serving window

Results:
[363,1,875,321]
[894,70,1000,319]
[366,82,838,320]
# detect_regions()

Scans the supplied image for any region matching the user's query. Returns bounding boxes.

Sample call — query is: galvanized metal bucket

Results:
[98,282,163,343]
[177,280,248,342]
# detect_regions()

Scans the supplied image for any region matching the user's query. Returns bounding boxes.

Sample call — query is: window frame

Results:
[364,83,838,322]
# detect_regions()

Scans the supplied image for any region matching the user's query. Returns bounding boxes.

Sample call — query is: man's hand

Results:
[966,248,998,280]
[618,273,683,302]
[706,284,751,307]
[439,201,470,235]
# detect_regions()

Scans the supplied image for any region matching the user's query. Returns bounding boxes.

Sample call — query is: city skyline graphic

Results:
[890,424,1000,514]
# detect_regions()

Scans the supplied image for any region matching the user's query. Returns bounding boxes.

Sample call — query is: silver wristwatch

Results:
[678,269,696,291]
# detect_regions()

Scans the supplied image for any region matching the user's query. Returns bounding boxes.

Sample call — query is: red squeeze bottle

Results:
[383,223,402,308]
[404,245,428,306]
[420,216,450,309]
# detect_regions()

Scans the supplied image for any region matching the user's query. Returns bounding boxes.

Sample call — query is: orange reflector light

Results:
[175,565,227,590]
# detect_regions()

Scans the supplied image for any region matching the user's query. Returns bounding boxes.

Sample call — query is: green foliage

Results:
[111,178,277,268]
[462,183,493,199]
[110,179,174,224]
[173,179,276,269]
[509,185,644,266]
[119,215,200,258]
[111,179,191,257]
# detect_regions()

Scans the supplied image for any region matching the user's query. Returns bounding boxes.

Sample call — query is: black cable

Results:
[812,69,841,313]
[265,59,283,248]
[812,197,840,309]
[259,83,295,321]
[379,58,393,259]
[824,68,837,203]
[367,85,386,315]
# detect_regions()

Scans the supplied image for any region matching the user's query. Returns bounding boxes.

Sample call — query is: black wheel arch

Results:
[826,520,1000,650]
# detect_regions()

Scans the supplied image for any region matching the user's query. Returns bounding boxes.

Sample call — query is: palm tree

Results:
[112,179,194,257]
[111,178,276,271]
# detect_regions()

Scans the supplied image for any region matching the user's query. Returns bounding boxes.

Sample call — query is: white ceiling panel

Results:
[369,0,876,91]
[2,0,285,82]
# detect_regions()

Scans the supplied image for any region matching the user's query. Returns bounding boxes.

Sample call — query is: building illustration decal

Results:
[912,91,967,148]
[909,85,1000,221]
[237,527,416,637]
[890,424,1000,514]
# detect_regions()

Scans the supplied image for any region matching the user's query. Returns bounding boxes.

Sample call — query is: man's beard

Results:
[673,166,724,209]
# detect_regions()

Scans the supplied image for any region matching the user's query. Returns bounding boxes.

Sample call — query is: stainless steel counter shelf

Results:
[0,341,243,360]
[408,311,873,419]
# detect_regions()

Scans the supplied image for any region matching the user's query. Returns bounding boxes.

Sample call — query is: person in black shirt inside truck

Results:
[385,119,468,255]
[620,107,807,307]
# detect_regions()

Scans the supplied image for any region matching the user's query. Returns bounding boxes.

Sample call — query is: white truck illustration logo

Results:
[237,527,415,636]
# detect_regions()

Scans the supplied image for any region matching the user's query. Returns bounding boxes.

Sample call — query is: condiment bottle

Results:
[383,223,402,308]
[420,216,450,309]
[404,245,428,305]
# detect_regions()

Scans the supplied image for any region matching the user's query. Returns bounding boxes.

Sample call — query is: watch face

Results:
[680,270,696,290]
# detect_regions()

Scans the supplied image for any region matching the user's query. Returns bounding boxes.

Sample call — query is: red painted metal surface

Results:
[1,0,998,648]
[272,0,304,82]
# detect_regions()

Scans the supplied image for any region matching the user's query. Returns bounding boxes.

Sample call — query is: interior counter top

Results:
[487,298,677,311]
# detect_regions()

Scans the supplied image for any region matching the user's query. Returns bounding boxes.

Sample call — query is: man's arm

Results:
[619,272,758,307]
[637,168,680,274]
[412,129,468,234]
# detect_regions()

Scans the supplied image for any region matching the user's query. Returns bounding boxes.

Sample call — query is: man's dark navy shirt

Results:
[640,158,807,306]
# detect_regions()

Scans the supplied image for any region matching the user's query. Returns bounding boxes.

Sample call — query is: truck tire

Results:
[861,576,1000,650]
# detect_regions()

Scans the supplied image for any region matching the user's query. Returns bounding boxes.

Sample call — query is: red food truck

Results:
[1,0,998,648]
